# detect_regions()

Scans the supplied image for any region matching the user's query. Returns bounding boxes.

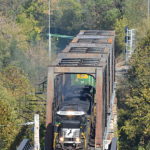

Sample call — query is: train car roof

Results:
[51,53,108,68]
[71,37,114,44]
[77,30,115,36]
[69,43,113,49]
[61,44,110,54]
[48,30,114,74]
[72,30,115,45]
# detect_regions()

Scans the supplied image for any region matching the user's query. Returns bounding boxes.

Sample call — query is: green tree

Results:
[16,0,48,42]
[124,0,147,26]
[123,0,150,38]
[118,31,150,150]
[1,65,32,98]
[0,83,22,150]
[115,17,129,55]
[81,0,121,29]
[51,0,83,34]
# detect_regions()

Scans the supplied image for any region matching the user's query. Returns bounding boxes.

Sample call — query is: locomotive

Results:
[53,75,96,150]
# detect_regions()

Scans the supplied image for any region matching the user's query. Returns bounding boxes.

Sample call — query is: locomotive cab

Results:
[54,107,87,150]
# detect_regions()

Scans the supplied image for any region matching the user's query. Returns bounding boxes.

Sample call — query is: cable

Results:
[0,122,34,127]
[49,33,74,39]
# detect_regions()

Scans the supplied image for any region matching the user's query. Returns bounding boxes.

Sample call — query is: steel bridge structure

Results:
[45,30,117,150]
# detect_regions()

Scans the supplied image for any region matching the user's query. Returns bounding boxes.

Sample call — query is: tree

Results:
[124,0,147,26]
[81,0,121,29]
[1,65,32,98]
[118,31,150,150]
[0,83,22,150]
[16,0,48,42]
[51,0,83,34]
[115,17,129,55]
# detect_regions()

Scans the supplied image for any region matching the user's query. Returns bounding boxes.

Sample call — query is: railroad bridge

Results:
[45,30,117,150]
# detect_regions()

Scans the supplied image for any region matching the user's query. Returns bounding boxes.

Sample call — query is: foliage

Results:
[114,0,150,53]
[51,0,122,33]
[50,0,123,52]
[1,65,32,98]
[118,31,150,150]
[51,0,83,35]
[115,17,129,55]
[16,0,48,42]
[0,1,47,149]
[123,0,150,39]
[0,83,22,150]
[0,14,28,50]
[124,0,147,26]
[83,0,121,29]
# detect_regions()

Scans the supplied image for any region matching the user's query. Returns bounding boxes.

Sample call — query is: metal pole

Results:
[125,28,128,63]
[148,0,150,20]
[34,114,40,150]
[49,0,51,61]
[130,30,133,52]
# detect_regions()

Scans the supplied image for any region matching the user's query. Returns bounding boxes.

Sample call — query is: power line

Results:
[48,0,51,61]
[148,0,150,19]
[0,122,34,127]
[49,33,74,39]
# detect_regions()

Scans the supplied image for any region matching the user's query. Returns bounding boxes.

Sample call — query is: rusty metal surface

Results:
[53,66,101,74]
[57,53,108,59]
[71,37,113,44]
[46,67,54,126]
[45,68,55,150]
[78,30,115,36]
[69,43,113,50]
[95,68,103,148]
[69,42,113,47]
[62,45,109,54]
[77,35,114,39]
[50,53,108,67]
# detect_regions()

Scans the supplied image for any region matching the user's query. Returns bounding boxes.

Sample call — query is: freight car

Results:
[45,30,116,150]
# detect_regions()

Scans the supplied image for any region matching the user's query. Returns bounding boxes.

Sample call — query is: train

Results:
[45,30,116,150]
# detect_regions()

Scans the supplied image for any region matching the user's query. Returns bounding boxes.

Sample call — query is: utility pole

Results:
[148,0,150,20]
[49,0,51,61]
[34,114,40,150]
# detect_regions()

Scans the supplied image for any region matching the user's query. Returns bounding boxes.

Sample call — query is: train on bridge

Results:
[45,30,117,150]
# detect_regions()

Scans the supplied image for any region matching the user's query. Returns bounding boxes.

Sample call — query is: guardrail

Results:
[108,137,117,150]
[17,139,33,150]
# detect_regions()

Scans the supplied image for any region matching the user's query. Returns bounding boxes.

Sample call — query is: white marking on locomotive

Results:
[62,128,80,138]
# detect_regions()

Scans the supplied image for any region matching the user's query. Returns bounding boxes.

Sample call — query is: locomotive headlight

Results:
[59,137,64,142]
[57,110,85,116]
[66,111,74,116]
[76,137,80,142]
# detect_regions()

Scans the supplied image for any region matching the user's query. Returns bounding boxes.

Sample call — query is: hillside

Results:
[0,0,150,150]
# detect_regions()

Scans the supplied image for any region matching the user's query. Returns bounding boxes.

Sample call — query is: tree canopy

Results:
[118,31,150,150]
[0,0,150,149]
